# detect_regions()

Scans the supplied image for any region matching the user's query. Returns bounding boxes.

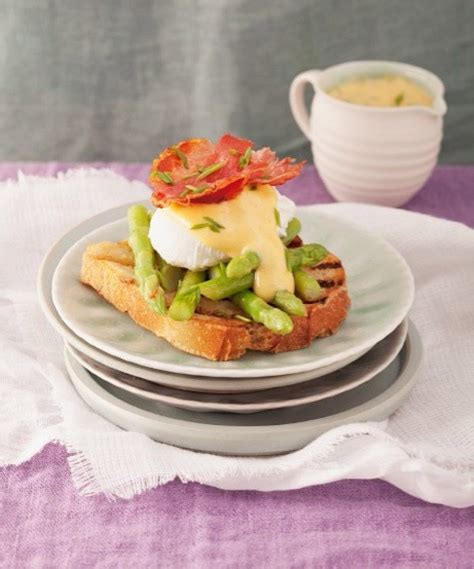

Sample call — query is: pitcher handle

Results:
[289,70,322,141]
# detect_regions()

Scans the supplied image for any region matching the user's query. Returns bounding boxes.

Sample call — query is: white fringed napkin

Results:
[1,169,473,506]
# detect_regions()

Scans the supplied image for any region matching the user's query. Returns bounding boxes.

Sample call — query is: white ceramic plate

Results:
[64,344,369,393]
[48,202,414,378]
[38,216,370,392]
[66,320,408,412]
[64,321,422,456]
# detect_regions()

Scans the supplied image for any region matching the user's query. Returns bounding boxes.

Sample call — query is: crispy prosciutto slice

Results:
[149,134,304,207]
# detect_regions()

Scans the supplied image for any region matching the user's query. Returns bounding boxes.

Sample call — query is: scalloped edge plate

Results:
[64,321,422,455]
[44,202,414,377]
[65,320,408,412]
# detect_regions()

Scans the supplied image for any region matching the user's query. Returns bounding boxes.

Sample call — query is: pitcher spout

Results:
[431,96,448,117]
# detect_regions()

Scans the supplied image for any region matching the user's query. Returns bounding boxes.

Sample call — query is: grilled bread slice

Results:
[80,241,350,361]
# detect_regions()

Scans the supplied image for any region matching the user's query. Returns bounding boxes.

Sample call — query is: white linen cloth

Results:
[0,169,473,507]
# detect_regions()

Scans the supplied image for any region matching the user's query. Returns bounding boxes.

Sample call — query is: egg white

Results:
[148,190,296,270]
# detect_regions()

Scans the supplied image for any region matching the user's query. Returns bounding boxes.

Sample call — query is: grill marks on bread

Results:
[305,254,346,299]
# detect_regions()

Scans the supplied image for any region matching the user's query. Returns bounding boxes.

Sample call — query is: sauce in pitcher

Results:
[327,75,432,108]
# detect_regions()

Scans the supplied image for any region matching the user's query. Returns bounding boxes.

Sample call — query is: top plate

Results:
[50,202,414,377]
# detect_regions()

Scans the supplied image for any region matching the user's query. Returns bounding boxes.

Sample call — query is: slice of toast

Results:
[80,241,350,361]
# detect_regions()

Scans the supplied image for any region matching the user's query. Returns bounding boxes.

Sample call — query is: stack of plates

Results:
[38,202,421,456]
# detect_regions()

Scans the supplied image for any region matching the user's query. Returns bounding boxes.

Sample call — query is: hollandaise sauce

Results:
[327,75,432,108]
[169,185,294,301]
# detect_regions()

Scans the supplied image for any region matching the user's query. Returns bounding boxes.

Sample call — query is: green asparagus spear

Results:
[128,203,150,230]
[294,269,321,302]
[168,288,199,321]
[231,290,293,335]
[286,243,328,271]
[132,218,181,292]
[156,260,183,292]
[180,269,207,291]
[282,217,302,245]
[199,273,254,301]
[299,244,328,266]
[226,251,260,279]
[286,248,303,271]
[168,270,206,321]
[128,205,166,314]
[272,290,307,317]
[209,262,227,279]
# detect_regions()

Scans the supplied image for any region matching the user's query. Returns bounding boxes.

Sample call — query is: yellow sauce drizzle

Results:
[169,185,294,301]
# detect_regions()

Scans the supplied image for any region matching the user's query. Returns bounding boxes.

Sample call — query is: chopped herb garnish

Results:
[203,216,225,229]
[394,93,404,106]
[196,162,225,180]
[274,208,281,227]
[182,162,224,181]
[235,314,252,323]
[172,146,189,169]
[239,146,252,169]
[191,216,225,233]
[193,223,220,233]
[185,184,209,194]
[155,171,174,184]
[179,185,209,197]
[194,223,214,232]
[182,171,198,179]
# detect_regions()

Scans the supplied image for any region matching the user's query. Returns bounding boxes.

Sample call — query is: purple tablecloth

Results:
[1,164,473,568]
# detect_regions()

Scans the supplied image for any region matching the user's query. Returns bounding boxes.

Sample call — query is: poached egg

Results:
[149,186,296,301]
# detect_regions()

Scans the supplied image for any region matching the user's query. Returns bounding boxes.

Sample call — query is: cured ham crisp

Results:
[149,134,305,207]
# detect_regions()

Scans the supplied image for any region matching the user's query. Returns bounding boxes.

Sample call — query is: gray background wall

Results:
[0,0,472,163]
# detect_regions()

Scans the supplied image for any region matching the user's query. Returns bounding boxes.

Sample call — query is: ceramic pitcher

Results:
[289,61,447,206]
